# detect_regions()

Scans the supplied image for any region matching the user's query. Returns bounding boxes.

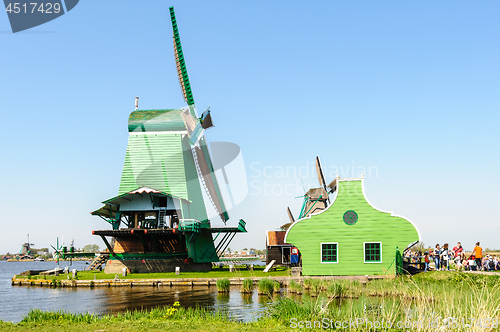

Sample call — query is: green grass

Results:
[241,278,254,293]
[287,279,303,294]
[216,277,230,292]
[0,305,291,332]
[257,278,274,295]
[14,265,290,281]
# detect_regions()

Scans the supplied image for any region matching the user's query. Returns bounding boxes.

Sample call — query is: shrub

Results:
[288,279,299,293]
[273,281,281,293]
[258,278,274,295]
[309,279,322,297]
[327,280,347,298]
[216,278,230,293]
[240,278,253,294]
[303,278,313,289]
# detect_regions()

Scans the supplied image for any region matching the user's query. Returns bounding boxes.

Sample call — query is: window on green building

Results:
[321,243,338,263]
[364,242,381,263]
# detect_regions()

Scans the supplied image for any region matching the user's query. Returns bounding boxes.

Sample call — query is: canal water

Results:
[0,261,273,323]
[1,261,400,324]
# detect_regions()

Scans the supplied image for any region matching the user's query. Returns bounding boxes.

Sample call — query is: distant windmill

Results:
[19,234,34,257]
[51,237,64,267]
[287,156,338,222]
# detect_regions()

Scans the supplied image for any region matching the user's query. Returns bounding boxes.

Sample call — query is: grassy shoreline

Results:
[14,265,290,281]
[4,272,500,331]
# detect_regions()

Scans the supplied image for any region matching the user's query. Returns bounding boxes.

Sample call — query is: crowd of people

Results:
[405,242,500,272]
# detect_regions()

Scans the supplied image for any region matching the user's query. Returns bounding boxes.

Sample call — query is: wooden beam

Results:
[99,236,116,257]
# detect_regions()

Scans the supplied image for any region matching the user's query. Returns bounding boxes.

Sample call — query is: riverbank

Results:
[11,265,393,288]
[3,271,500,331]
[11,275,387,288]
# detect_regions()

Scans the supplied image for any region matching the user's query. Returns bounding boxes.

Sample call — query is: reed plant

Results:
[326,280,347,298]
[288,279,304,294]
[271,274,500,331]
[273,281,281,293]
[303,278,313,290]
[308,278,322,297]
[258,278,274,295]
[216,277,230,293]
[288,279,298,293]
[240,278,254,294]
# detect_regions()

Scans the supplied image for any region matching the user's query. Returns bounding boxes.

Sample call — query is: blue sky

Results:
[1,1,499,254]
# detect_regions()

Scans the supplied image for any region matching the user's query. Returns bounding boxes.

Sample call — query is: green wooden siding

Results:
[285,180,419,276]
[118,134,189,199]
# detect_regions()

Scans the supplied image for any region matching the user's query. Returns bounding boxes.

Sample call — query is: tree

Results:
[413,242,427,253]
[82,244,100,252]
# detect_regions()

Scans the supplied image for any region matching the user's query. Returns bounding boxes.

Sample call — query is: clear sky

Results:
[1,1,499,255]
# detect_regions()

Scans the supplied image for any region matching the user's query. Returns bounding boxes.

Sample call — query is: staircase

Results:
[87,254,109,270]
[158,210,167,228]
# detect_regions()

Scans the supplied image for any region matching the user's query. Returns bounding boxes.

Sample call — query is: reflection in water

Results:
[241,293,253,305]
[98,286,217,313]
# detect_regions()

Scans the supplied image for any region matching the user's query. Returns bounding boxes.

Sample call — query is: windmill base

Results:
[104,258,212,274]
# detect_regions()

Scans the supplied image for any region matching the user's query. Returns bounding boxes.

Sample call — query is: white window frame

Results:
[320,242,339,264]
[363,242,382,263]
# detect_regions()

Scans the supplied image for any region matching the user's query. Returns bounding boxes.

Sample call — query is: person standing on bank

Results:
[453,242,463,266]
[473,242,483,271]
[434,244,441,271]
[424,252,430,272]
[441,243,450,271]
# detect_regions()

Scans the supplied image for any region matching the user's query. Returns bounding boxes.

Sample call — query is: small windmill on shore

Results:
[19,234,34,257]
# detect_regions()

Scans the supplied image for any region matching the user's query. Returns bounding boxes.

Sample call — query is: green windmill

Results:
[51,237,63,267]
[90,7,247,274]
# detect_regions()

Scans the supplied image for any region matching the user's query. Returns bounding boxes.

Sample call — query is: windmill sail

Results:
[193,138,229,222]
[287,207,295,224]
[316,156,331,204]
[170,6,195,109]
[316,156,327,190]
[170,6,229,223]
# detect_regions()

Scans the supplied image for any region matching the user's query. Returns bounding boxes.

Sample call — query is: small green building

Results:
[285,176,420,276]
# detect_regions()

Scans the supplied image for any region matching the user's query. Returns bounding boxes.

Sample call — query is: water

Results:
[0,261,272,323]
[1,261,402,324]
